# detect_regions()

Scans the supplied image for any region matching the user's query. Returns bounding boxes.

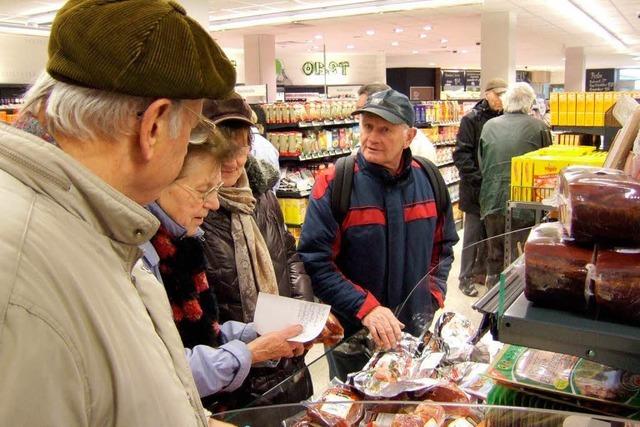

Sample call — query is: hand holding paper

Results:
[254,293,331,343]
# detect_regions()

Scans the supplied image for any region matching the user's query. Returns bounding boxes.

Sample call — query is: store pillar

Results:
[564,47,585,92]
[480,11,516,87]
[244,34,277,102]
[178,0,208,30]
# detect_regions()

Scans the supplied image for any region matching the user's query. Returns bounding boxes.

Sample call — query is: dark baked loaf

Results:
[593,248,640,325]
[524,222,595,311]
[558,168,640,245]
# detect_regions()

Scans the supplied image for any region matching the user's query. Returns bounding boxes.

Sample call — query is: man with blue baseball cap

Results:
[298,89,459,379]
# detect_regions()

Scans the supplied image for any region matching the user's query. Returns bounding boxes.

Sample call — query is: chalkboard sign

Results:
[516,70,531,83]
[442,70,465,89]
[586,68,616,92]
[465,70,481,91]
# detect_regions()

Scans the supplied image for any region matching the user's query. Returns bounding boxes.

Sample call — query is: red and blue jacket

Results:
[298,150,459,337]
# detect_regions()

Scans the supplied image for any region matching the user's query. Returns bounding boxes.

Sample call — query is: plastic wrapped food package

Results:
[557,169,640,244]
[523,222,595,311]
[488,345,640,409]
[305,381,364,427]
[591,248,640,324]
[434,313,477,364]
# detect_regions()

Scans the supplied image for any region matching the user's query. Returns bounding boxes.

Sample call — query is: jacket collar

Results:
[475,99,501,119]
[147,202,204,239]
[0,122,159,247]
[356,148,413,185]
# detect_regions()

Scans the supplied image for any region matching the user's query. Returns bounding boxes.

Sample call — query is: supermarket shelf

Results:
[0,105,20,111]
[415,121,460,129]
[552,125,605,136]
[276,190,311,199]
[445,178,460,186]
[436,160,454,168]
[279,148,355,162]
[265,119,358,131]
[499,291,640,372]
[435,142,457,148]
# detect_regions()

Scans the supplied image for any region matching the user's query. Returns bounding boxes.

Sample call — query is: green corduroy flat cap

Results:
[47,0,236,99]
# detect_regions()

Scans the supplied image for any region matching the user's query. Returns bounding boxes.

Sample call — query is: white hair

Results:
[503,82,536,114]
[21,72,186,142]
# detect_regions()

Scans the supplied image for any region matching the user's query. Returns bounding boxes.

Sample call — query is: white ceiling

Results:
[0,0,638,70]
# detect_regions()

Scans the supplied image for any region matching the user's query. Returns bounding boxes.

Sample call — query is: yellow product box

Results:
[575,92,586,126]
[284,198,308,226]
[510,156,523,201]
[566,92,577,126]
[584,93,595,126]
[550,92,559,126]
[604,92,615,114]
[520,156,535,201]
[594,93,605,126]
[531,156,578,201]
[537,145,595,155]
[558,93,568,126]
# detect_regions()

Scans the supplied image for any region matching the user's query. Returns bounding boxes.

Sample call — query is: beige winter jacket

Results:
[0,123,207,426]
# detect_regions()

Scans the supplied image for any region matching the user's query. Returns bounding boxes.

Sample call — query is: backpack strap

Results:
[330,155,356,226]
[413,156,450,216]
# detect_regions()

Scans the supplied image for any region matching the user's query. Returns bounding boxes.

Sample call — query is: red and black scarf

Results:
[151,225,221,348]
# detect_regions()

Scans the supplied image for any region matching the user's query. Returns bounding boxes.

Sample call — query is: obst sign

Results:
[302,61,350,76]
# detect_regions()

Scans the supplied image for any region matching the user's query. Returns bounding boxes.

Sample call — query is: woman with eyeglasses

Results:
[200,95,329,412]
[136,129,305,408]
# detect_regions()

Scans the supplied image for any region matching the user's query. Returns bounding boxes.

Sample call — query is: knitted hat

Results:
[47,0,236,99]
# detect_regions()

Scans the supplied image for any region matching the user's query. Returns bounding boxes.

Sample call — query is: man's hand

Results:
[361,306,404,350]
[208,418,235,426]
[247,324,305,364]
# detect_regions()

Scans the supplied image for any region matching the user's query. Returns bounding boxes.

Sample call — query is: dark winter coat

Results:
[201,156,313,407]
[453,99,502,214]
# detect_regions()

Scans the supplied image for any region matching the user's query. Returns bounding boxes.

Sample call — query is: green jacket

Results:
[479,113,548,218]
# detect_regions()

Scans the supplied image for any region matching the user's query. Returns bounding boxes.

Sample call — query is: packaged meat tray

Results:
[591,248,640,325]
[305,381,364,427]
[523,222,595,311]
[557,168,640,244]
[488,345,640,410]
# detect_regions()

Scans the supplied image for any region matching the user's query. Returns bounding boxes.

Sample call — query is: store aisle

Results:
[305,224,484,395]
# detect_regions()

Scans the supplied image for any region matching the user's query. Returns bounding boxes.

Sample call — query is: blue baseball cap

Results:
[352,89,415,127]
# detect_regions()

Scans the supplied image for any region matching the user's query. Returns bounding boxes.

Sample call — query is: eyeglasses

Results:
[177,180,224,204]
[185,106,218,144]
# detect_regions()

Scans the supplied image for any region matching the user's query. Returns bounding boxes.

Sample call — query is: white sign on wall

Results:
[0,34,48,84]
[277,53,383,86]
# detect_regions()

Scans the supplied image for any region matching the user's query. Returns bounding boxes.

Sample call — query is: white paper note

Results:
[254,292,331,342]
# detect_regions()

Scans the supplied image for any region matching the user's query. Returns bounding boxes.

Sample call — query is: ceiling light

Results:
[562,57,566,61]
[429,62,436,66]
[633,57,640,61]
[314,34,323,40]
[461,49,468,53]
[391,41,399,46]
[209,0,484,31]
[366,29,375,36]
[394,27,404,33]
[412,50,419,54]
[423,25,432,31]
[347,44,355,49]
[305,39,313,44]
[420,33,427,39]
[544,0,627,52]
[441,38,448,44]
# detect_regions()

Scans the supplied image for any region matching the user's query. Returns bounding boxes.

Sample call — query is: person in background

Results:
[136,131,305,405]
[357,83,436,162]
[479,82,550,288]
[298,89,459,380]
[0,0,236,425]
[200,96,319,410]
[452,78,507,297]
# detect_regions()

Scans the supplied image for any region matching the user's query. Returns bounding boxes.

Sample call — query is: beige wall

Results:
[0,34,48,84]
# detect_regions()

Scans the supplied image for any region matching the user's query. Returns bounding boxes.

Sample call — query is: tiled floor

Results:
[304,225,485,395]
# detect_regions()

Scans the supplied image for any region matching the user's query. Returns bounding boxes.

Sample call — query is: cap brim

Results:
[351,106,406,125]
[491,87,507,94]
[211,114,254,126]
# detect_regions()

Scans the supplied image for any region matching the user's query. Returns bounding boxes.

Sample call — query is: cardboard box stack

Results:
[510,146,606,202]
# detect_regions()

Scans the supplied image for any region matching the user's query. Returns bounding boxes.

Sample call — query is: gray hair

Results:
[503,82,536,114]
[21,72,185,142]
[358,82,391,97]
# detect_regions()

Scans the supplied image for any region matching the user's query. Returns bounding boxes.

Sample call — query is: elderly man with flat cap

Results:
[298,89,459,380]
[0,0,236,426]
[452,78,507,297]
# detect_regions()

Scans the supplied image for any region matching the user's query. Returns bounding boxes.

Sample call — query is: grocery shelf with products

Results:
[0,97,23,124]
[412,100,463,126]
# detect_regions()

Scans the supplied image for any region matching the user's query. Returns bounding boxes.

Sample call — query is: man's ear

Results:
[138,99,173,162]
[405,127,417,149]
